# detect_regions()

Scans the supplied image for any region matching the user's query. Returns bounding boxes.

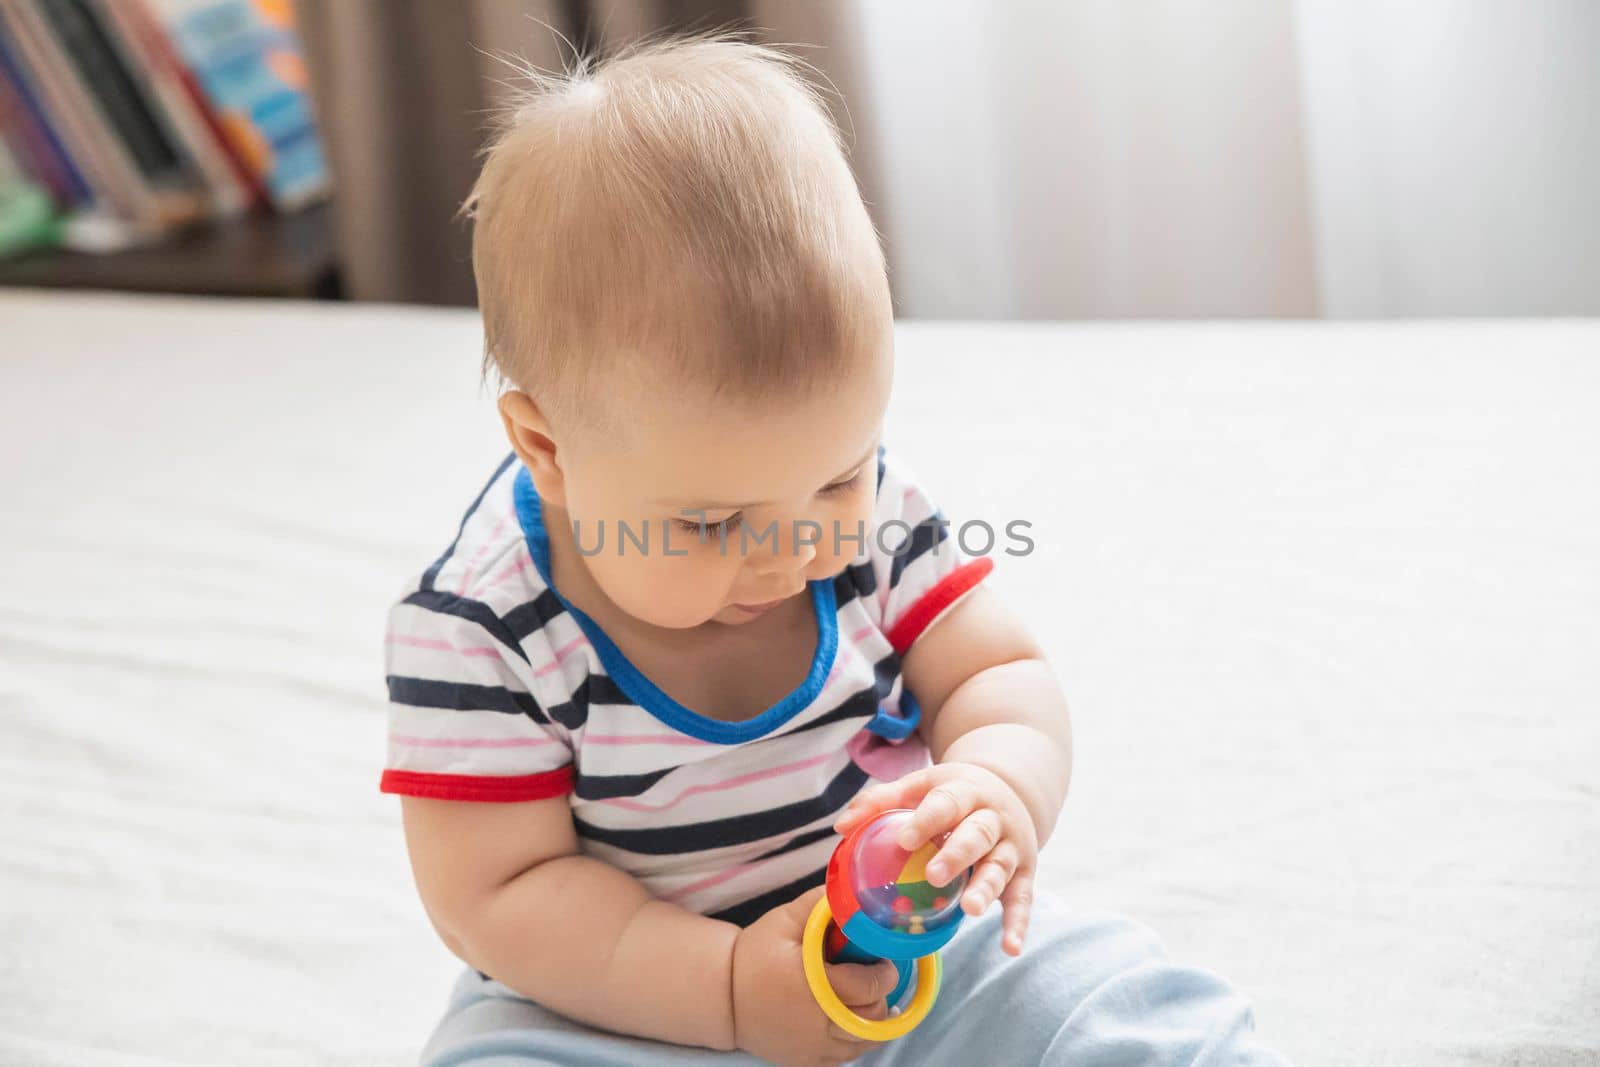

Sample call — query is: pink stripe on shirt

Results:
[824,635,866,688]
[659,859,760,904]
[387,634,501,658]
[483,550,534,591]
[390,734,558,749]
[454,515,511,595]
[599,751,836,813]
[533,635,590,678]
[581,733,709,747]
[657,816,835,904]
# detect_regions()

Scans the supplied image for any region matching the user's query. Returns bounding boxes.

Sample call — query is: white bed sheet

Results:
[1,290,1596,1066]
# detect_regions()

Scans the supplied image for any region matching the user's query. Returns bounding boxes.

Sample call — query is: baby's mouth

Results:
[731,591,797,616]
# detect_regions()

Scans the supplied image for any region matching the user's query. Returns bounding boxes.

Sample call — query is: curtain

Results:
[851,0,1598,318]
[1294,0,1600,317]
[294,0,876,307]
[296,2,1599,316]
[851,1,1321,319]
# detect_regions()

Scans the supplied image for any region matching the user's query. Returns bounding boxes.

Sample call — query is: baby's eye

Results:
[819,471,863,496]
[673,512,742,539]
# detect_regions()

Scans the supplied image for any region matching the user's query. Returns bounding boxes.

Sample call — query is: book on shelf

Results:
[139,0,328,211]
[1,0,167,232]
[96,0,259,214]
[0,0,327,253]
[0,25,91,207]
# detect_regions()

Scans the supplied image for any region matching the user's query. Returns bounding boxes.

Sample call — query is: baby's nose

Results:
[748,520,819,574]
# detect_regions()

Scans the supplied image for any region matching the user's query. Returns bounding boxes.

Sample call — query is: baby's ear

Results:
[498,391,567,507]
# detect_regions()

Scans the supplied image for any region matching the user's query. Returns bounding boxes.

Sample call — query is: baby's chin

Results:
[708,604,770,627]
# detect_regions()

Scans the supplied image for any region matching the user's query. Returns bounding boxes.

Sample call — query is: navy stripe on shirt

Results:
[387,675,548,723]
[573,764,676,801]
[574,686,887,801]
[573,761,868,855]
[785,654,900,734]
[504,588,568,643]
[540,673,631,731]
[834,563,876,608]
[784,685,881,738]
[711,865,831,928]
[871,651,900,699]
[754,823,838,863]
[888,509,952,591]
[401,589,530,665]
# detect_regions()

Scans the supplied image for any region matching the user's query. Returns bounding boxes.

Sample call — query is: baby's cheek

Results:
[595,552,733,629]
[818,493,876,572]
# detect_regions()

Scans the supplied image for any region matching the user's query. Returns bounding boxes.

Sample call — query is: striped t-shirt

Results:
[380,447,992,927]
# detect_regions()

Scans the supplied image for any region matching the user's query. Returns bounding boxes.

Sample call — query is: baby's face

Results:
[558,352,892,629]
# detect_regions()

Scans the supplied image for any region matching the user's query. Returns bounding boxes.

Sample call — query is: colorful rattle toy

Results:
[802,809,971,1040]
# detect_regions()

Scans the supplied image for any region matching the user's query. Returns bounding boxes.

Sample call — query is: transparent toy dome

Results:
[849,810,968,936]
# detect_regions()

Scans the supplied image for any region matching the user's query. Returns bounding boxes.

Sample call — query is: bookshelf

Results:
[0,198,340,299]
[1,0,334,298]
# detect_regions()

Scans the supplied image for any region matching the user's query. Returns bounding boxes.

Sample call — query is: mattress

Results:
[1,290,1596,1066]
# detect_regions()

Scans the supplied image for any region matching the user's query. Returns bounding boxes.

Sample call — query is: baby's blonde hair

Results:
[466,34,891,433]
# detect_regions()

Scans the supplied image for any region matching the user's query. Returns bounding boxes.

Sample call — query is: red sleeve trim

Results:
[379,766,574,803]
[885,557,994,656]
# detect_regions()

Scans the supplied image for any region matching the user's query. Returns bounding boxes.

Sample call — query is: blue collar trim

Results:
[512,465,839,745]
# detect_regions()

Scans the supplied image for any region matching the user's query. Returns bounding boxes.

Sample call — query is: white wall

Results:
[1295,0,1600,317]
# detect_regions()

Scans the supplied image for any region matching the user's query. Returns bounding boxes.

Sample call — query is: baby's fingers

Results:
[998,867,1035,956]
[924,808,1003,886]
[822,959,898,1009]
[898,777,986,851]
[833,769,935,833]
[959,838,1020,916]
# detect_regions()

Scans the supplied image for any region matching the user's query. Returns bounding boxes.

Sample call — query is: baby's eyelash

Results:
[673,513,742,538]
[670,471,859,539]
[819,471,863,496]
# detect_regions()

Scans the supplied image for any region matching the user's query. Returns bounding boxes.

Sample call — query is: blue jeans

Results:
[419,893,1289,1066]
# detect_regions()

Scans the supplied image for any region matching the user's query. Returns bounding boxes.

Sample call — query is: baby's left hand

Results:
[833,762,1039,955]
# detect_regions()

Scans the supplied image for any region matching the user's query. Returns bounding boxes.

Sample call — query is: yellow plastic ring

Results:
[802,895,942,1041]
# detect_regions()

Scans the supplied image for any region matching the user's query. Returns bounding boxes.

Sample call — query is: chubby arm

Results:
[400,795,740,1049]
[835,585,1071,953]
[906,585,1073,841]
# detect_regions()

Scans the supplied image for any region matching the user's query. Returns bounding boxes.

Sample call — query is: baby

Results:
[382,36,1286,1067]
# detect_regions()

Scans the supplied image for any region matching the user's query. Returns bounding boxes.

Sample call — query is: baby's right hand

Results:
[731,885,898,1067]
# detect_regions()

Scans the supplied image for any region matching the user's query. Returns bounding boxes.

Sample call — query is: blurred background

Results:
[0,0,1596,317]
